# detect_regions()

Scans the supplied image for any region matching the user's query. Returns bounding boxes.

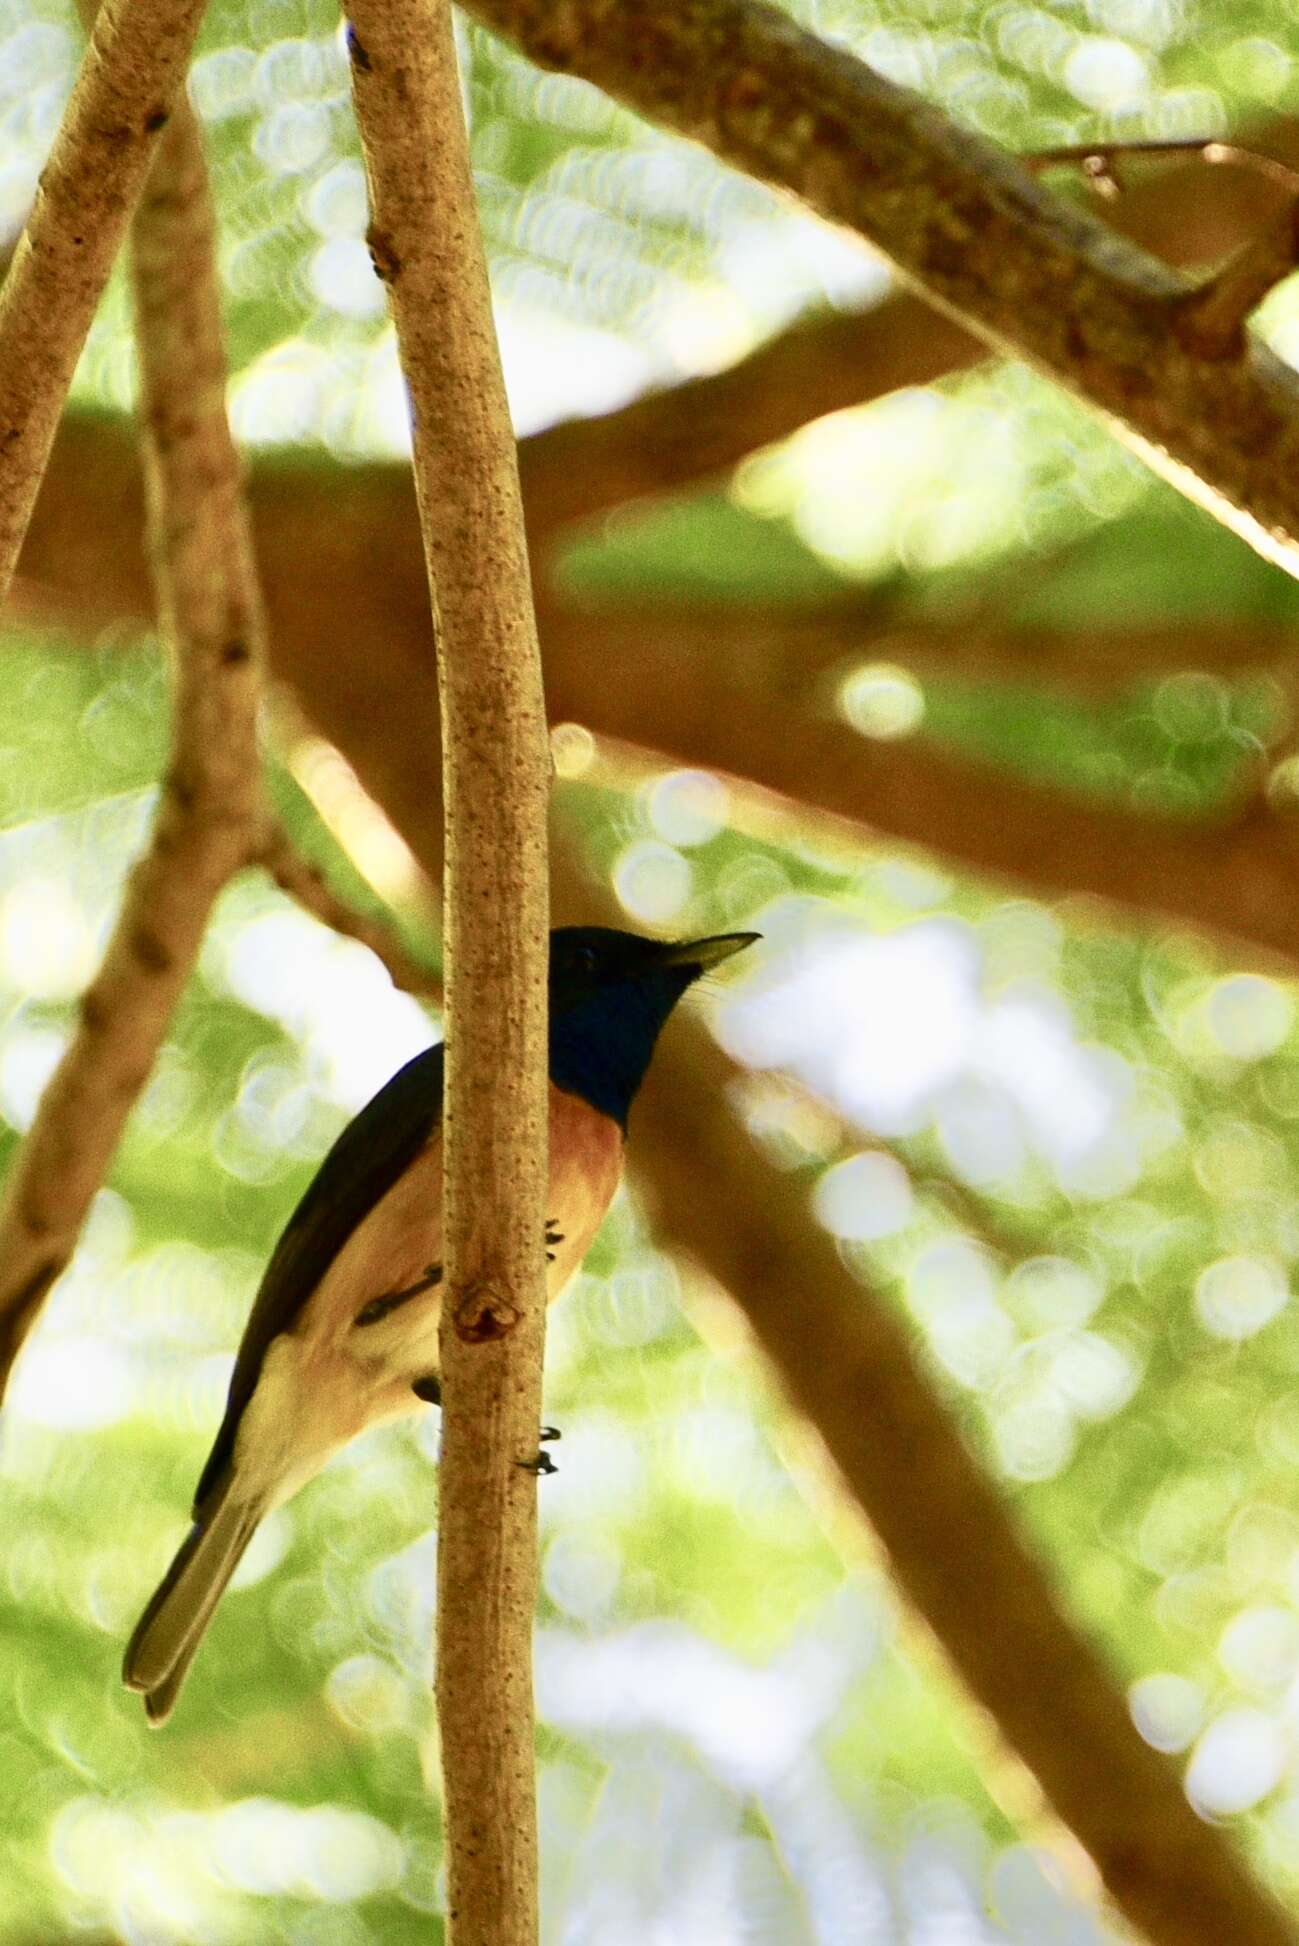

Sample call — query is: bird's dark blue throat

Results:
[546,926,758,1128]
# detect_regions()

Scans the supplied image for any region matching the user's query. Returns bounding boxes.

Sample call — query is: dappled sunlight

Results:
[6,0,1299,1937]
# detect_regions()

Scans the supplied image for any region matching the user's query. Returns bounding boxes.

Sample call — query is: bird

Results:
[123,923,757,1723]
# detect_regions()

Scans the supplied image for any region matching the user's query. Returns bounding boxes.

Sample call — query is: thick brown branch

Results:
[0,0,208,602]
[0,101,266,1382]
[15,127,1296,605]
[531,591,1299,966]
[462,0,1299,577]
[346,7,551,1944]
[544,597,1299,697]
[632,1019,1297,1946]
[19,414,1299,967]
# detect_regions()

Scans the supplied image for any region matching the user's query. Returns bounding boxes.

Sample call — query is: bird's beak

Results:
[657,931,760,971]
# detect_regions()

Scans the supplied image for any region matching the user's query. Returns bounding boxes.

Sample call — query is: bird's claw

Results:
[545,1217,565,1264]
[517,1450,558,1476]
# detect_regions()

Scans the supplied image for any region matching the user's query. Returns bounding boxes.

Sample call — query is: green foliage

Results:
[8,0,1299,1938]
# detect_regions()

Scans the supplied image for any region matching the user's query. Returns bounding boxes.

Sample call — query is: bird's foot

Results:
[517,1450,558,1476]
[540,1425,561,1443]
[545,1218,565,1264]
[412,1373,441,1404]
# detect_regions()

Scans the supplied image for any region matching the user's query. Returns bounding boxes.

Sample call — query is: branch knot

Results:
[452,1282,522,1343]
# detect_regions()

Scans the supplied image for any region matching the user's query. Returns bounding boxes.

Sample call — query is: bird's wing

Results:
[193,1042,445,1512]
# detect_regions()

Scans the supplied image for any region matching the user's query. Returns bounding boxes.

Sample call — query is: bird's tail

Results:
[123,1471,265,1726]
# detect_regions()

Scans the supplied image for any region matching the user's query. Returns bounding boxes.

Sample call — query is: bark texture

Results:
[346,6,551,1943]
[0,0,208,600]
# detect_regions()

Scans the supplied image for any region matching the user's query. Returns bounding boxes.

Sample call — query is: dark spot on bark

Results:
[454,1285,520,1343]
[346,23,371,71]
[221,639,250,666]
[80,990,108,1033]
[144,108,169,134]
[132,926,173,974]
[367,225,401,284]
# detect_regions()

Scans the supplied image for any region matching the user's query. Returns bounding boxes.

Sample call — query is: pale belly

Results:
[231,1083,624,1503]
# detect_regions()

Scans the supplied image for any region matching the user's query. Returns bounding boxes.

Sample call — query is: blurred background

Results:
[6,0,1299,1939]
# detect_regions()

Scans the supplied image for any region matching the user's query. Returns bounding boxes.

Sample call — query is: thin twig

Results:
[1027,139,1299,355]
[0,96,267,1385]
[0,0,209,603]
[1027,137,1299,200]
[346,8,552,1945]
[258,821,440,998]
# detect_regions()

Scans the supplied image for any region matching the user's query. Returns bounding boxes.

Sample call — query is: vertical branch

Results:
[0,0,210,601]
[0,97,267,1383]
[346,10,551,1946]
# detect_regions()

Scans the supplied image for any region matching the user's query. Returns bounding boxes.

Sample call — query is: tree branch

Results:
[535,593,1299,969]
[256,820,439,997]
[0,0,209,603]
[21,411,1299,967]
[542,596,1299,697]
[461,0,1299,579]
[518,121,1299,538]
[630,1015,1297,1946]
[346,7,551,1943]
[17,125,1298,605]
[0,99,267,1385]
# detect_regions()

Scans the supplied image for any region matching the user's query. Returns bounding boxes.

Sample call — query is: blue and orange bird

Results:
[124,924,757,1722]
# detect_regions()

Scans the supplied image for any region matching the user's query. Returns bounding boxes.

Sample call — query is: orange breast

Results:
[544,1080,625,1292]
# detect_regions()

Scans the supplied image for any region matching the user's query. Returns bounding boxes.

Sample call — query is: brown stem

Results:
[346,6,551,1944]
[536,595,1299,970]
[0,100,266,1386]
[0,0,209,603]
[1028,137,1299,200]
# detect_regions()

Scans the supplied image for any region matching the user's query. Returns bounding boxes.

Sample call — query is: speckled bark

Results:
[0,101,266,1384]
[0,0,208,604]
[463,0,1299,578]
[346,7,551,1945]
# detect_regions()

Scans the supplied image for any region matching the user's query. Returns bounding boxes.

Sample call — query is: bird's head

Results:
[548,925,758,1128]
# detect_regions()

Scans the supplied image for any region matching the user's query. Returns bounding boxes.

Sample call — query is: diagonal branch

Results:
[345,6,552,1944]
[0,97,269,1386]
[256,820,439,998]
[462,0,1299,579]
[630,1014,1297,1946]
[0,0,209,602]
